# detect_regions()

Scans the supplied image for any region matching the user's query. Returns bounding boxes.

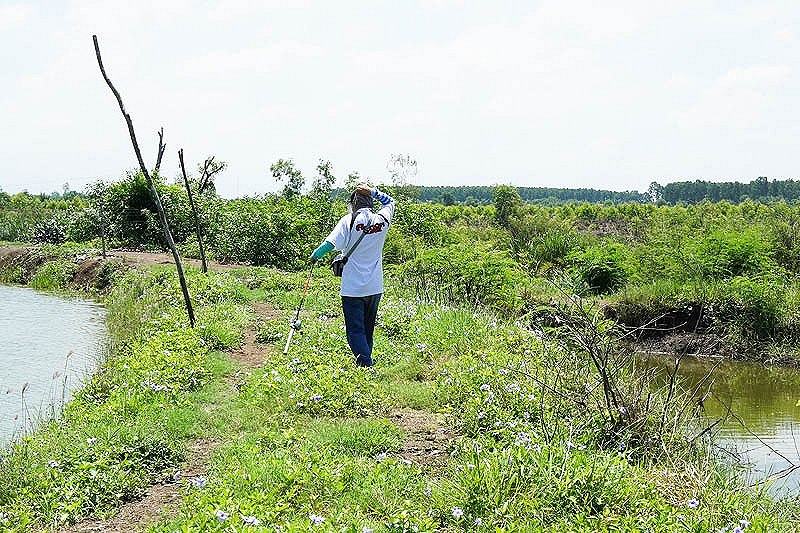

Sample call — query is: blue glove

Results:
[310,241,334,262]
[372,188,394,206]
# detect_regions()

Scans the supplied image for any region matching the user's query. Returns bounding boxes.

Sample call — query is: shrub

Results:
[65,208,101,243]
[568,242,630,295]
[685,229,775,278]
[29,259,75,290]
[30,217,67,245]
[712,275,784,340]
[206,197,325,269]
[388,202,447,248]
[395,244,524,313]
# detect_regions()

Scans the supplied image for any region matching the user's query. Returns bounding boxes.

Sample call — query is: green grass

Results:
[1,255,799,532]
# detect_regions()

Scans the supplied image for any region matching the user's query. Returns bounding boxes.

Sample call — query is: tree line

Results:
[5,176,800,209]
[648,177,800,204]
[413,185,647,205]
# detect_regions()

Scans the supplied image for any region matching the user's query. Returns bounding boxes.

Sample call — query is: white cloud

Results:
[533,0,657,40]
[0,4,29,32]
[674,64,792,129]
[2,1,800,195]
[180,41,325,77]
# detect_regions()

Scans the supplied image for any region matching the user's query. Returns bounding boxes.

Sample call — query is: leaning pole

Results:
[92,34,195,327]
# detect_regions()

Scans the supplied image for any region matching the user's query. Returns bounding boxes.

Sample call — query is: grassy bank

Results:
[1,249,798,531]
[0,248,251,530]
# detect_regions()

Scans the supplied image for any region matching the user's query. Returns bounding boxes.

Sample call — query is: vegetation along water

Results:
[1,174,800,531]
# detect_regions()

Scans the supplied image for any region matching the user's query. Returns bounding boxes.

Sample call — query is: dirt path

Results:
[59,301,276,533]
[60,438,219,533]
[110,250,245,271]
[391,409,451,467]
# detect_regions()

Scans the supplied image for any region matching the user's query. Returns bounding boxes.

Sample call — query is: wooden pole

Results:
[99,200,106,259]
[179,149,208,273]
[93,35,195,327]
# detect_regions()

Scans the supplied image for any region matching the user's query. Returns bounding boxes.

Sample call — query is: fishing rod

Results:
[283,261,315,355]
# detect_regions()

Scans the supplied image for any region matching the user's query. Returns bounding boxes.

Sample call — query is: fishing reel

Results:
[290,319,302,331]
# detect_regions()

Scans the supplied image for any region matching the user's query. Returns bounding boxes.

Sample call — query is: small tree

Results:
[271,158,305,199]
[343,171,362,192]
[493,184,522,227]
[310,159,336,199]
[197,156,227,195]
[647,181,664,203]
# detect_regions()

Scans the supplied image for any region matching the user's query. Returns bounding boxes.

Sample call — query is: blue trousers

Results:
[341,294,381,367]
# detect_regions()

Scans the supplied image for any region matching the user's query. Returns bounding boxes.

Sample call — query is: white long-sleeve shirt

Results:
[325,189,395,297]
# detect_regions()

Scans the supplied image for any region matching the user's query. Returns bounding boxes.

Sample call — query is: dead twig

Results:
[154,127,165,173]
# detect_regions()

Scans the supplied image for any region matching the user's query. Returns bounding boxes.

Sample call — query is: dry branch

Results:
[179,148,208,273]
[93,34,195,327]
[154,127,166,174]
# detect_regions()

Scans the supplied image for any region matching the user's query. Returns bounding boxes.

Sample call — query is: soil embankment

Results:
[0,245,243,290]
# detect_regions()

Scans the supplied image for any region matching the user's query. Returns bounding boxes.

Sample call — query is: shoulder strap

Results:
[343,211,370,259]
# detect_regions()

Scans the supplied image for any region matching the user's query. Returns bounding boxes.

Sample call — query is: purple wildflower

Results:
[243,515,260,526]
[451,507,464,519]
[687,498,699,510]
[515,432,532,448]
[215,510,229,521]
[309,513,325,526]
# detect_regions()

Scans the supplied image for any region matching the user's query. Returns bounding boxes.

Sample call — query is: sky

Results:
[0,0,798,198]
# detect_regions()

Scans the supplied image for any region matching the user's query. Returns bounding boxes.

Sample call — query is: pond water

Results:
[0,285,105,447]
[637,354,800,496]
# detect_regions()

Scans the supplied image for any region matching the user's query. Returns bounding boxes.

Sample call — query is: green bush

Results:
[29,259,75,290]
[65,208,101,243]
[388,202,447,248]
[524,227,582,268]
[685,229,775,278]
[568,242,630,295]
[712,275,784,340]
[30,217,67,245]
[395,244,524,313]
[206,197,326,269]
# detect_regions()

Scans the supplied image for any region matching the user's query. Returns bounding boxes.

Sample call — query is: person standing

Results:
[310,184,395,367]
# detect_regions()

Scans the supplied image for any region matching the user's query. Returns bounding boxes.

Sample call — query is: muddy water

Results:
[638,354,800,495]
[0,285,105,447]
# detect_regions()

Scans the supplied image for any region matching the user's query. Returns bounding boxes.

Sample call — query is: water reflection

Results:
[0,285,105,446]
[637,354,800,495]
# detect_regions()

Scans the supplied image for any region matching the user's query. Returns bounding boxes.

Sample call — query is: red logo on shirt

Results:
[356,222,385,234]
